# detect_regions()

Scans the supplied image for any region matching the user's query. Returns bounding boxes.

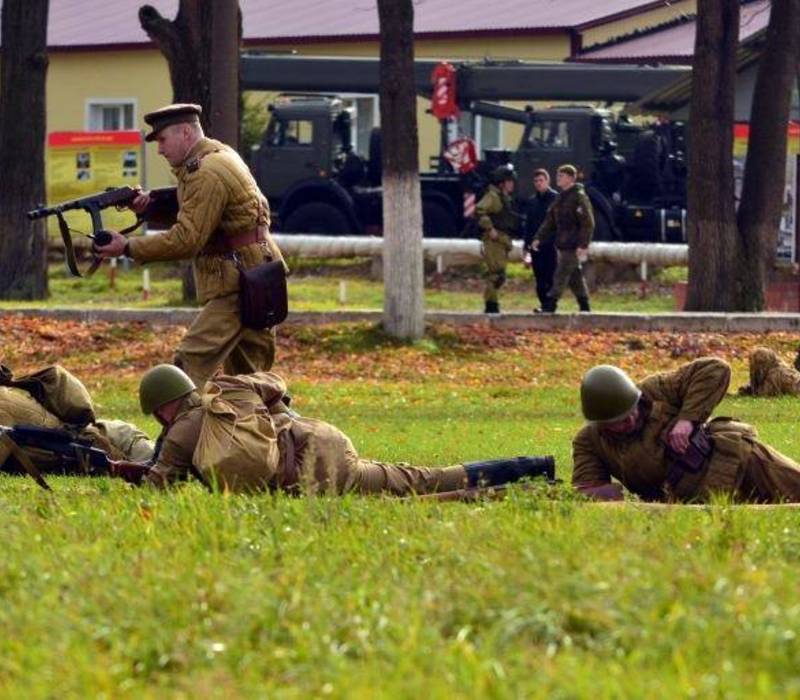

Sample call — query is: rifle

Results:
[27,186,178,277]
[0,424,150,490]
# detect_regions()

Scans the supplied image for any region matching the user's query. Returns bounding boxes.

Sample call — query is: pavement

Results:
[2,307,800,332]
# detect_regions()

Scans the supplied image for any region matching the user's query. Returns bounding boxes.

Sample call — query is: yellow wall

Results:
[47,49,174,188]
[580,0,696,49]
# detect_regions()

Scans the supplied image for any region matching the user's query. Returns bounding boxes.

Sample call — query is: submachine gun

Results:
[27,186,178,277]
[0,424,149,491]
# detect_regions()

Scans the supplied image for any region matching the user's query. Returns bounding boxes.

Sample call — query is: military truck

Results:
[254,95,463,237]
[243,55,690,242]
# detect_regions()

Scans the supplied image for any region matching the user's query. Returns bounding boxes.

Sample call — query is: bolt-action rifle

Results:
[27,186,178,277]
[0,424,150,490]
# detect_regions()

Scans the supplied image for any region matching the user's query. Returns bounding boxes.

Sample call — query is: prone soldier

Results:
[95,103,285,387]
[572,357,800,503]
[532,164,594,313]
[476,165,518,314]
[738,347,800,397]
[119,364,555,496]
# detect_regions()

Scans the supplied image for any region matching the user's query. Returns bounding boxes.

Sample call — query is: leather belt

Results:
[201,227,266,256]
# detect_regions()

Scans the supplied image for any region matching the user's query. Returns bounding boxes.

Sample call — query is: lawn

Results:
[0,258,681,313]
[1,318,800,698]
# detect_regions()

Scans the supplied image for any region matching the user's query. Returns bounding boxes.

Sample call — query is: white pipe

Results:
[272,234,688,267]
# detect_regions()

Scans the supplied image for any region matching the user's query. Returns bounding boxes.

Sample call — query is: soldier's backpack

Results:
[192,372,290,493]
[0,364,96,427]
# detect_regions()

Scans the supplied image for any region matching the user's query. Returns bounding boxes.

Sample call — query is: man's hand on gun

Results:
[94,187,149,259]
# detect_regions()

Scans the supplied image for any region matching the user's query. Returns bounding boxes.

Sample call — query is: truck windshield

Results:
[265,117,314,146]
[526,120,572,149]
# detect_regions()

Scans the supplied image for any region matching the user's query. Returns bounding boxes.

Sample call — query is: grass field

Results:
[0,258,682,313]
[1,318,800,698]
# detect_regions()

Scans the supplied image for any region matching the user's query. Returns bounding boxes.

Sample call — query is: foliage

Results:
[2,317,800,696]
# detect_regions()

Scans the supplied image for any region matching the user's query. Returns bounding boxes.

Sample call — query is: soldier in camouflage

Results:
[532,164,594,313]
[738,347,800,396]
[475,165,519,314]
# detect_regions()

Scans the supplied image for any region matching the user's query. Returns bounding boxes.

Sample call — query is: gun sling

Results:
[0,433,51,491]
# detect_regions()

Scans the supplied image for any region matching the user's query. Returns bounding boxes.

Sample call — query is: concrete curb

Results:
[2,307,800,332]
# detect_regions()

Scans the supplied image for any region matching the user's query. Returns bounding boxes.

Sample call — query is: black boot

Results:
[541,298,557,313]
[484,300,500,314]
[577,296,591,313]
[464,456,556,488]
[795,347,800,372]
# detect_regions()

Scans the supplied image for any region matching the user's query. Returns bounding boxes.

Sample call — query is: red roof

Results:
[577,0,770,63]
[35,0,673,50]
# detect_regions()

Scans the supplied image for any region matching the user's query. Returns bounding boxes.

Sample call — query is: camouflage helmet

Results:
[490,164,516,185]
[580,365,641,423]
[139,364,196,415]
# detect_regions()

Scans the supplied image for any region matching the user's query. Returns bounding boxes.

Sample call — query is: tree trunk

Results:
[139,1,242,302]
[377,0,425,339]
[735,0,800,310]
[685,0,740,311]
[0,0,49,300]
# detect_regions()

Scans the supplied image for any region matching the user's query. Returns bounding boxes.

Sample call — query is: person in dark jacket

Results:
[523,169,558,312]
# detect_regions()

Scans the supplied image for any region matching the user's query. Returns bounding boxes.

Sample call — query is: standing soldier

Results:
[476,165,518,314]
[95,103,285,387]
[572,358,800,503]
[532,164,594,313]
[522,169,558,312]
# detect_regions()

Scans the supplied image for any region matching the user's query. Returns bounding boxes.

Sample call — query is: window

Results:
[527,120,572,149]
[340,95,379,155]
[457,108,503,154]
[86,100,136,131]
[267,118,314,146]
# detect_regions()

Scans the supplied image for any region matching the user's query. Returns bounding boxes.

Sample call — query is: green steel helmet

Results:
[490,164,516,185]
[580,365,642,423]
[139,364,196,415]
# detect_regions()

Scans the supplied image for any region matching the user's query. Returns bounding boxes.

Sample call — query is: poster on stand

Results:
[46,130,144,238]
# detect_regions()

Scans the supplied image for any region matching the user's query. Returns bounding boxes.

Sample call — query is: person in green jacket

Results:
[476,165,519,314]
[532,164,594,313]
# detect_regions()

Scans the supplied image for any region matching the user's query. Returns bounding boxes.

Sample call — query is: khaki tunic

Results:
[127,137,285,386]
[739,347,800,397]
[146,374,467,495]
[572,358,800,503]
[476,186,516,303]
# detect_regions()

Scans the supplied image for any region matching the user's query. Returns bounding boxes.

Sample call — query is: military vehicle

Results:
[243,55,689,242]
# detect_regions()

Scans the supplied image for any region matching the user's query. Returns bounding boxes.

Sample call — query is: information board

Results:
[46,131,144,237]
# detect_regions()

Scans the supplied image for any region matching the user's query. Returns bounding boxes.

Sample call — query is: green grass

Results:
[0,260,679,313]
[3,334,800,696]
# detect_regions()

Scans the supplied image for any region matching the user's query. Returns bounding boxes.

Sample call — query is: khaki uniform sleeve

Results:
[128,170,228,263]
[638,357,731,423]
[475,189,501,235]
[533,203,557,245]
[576,192,594,248]
[144,415,199,488]
[572,426,612,486]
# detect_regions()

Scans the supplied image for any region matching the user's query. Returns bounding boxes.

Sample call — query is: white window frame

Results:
[475,113,504,153]
[338,93,379,154]
[85,98,138,131]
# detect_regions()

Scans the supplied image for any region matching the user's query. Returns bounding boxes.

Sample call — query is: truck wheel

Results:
[422,200,457,238]
[283,202,352,235]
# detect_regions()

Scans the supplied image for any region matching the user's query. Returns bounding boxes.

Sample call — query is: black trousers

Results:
[532,245,558,308]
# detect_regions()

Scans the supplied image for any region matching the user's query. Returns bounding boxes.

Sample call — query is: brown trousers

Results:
[737,440,800,503]
[347,461,467,496]
[175,293,276,388]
